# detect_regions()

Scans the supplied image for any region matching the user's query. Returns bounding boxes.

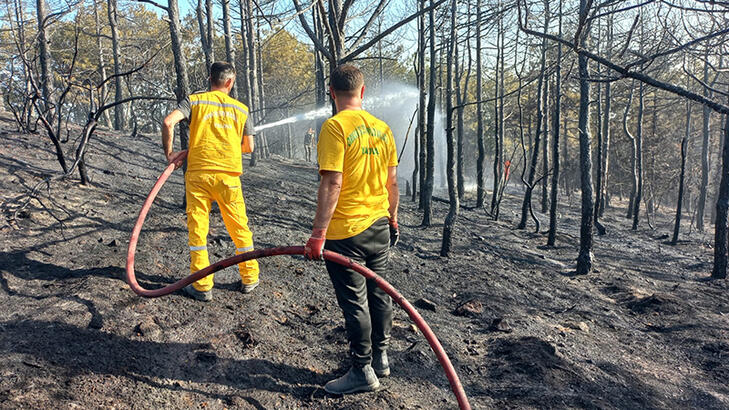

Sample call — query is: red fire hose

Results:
[125,151,471,410]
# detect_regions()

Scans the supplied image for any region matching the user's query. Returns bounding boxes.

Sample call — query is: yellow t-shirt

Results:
[184,90,252,175]
[317,109,398,240]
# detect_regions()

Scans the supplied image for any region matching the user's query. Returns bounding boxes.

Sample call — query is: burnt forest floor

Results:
[1,111,728,409]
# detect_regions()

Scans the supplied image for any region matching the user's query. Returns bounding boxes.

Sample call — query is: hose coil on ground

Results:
[125,151,471,410]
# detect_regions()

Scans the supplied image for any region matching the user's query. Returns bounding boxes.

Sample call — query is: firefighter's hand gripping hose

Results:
[125,150,471,410]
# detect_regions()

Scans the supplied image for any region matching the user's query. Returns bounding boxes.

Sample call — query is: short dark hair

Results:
[330,64,364,96]
[210,62,236,87]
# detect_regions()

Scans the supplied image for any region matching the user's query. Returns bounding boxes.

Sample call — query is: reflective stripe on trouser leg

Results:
[214,173,260,285]
[186,172,214,292]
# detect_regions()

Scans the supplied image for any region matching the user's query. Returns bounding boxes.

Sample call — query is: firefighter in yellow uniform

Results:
[162,62,260,302]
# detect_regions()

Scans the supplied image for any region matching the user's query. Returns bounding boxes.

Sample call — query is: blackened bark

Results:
[416,0,425,205]
[206,0,214,62]
[475,0,485,208]
[541,0,550,214]
[594,60,605,236]
[93,1,112,127]
[455,42,465,202]
[714,121,726,223]
[491,3,504,219]
[412,123,419,202]
[491,29,501,216]
[562,111,569,195]
[600,18,613,215]
[313,5,326,110]
[698,50,712,232]
[712,113,729,278]
[441,0,458,257]
[421,0,436,227]
[221,0,238,99]
[196,0,212,70]
[255,22,268,158]
[417,0,427,208]
[167,0,191,162]
[632,82,645,230]
[541,76,549,214]
[36,0,52,113]
[107,0,123,130]
[575,0,594,274]
[239,0,251,105]
[245,0,259,166]
[455,39,464,201]
[518,7,547,231]
[624,83,637,219]
[547,0,562,247]
[672,102,690,245]
[601,82,612,216]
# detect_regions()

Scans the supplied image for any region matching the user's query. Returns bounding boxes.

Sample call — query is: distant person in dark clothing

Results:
[304,127,315,162]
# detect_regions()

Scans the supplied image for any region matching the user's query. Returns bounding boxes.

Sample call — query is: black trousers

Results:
[324,217,393,367]
[304,145,312,162]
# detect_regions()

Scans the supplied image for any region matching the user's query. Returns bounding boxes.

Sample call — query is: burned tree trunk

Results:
[255,23,269,158]
[541,1,551,215]
[475,0,485,208]
[421,0,437,227]
[206,0,214,62]
[518,5,547,231]
[166,0,191,161]
[245,0,259,166]
[672,101,690,245]
[541,77,550,214]
[594,58,606,236]
[93,0,112,127]
[712,113,729,279]
[239,0,252,105]
[221,0,238,99]
[455,40,464,201]
[547,0,562,247]
[624,82,637,219]
[600,17,613,215]
[414,0,425,204]
[698,50,712,232]
[32,0,69,173]
[491,2,504,219]
[441,0,458,257]
[632,82,645,230]
[313,5,326,111]
[196,0,212,70]
[456,20,472,203]
[417,0,427,208]
[455,44,464,201]
[36,0,52,113]
[575,0,595,275]
[107,0,124,130]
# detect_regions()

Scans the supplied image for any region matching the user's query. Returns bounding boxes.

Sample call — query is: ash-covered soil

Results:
[1,112,729,409]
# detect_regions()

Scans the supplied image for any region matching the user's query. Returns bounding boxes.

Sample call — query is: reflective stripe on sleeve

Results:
[190,245,207,251]
[190,100,249,116]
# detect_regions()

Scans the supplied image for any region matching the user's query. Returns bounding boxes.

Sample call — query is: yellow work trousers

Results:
[185,170,259,292]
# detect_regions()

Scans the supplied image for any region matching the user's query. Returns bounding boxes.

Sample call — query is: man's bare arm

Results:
[386,166,399,222]
[162,109,186,166]
[312,171,343,230]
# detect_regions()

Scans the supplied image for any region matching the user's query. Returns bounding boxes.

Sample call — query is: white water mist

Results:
[253,82,447,191]
[254,106,331,132]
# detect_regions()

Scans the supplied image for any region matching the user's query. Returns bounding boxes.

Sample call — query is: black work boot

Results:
[324,365,380,394]
[372,350,390,377]
[183,284,213,302]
